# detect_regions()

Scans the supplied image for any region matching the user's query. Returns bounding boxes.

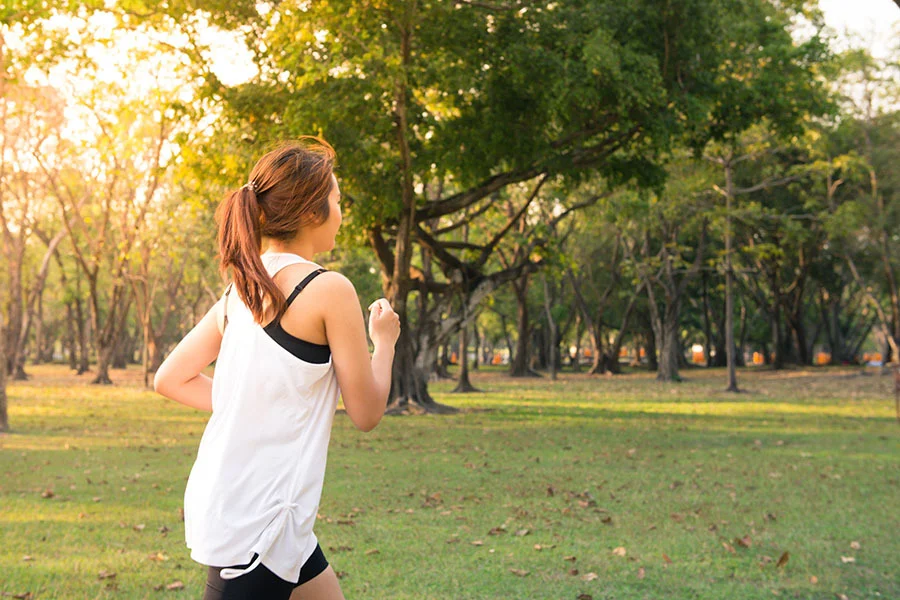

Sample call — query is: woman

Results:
[154,137,399,600]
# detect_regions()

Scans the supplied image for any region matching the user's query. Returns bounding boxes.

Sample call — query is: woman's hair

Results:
[215,136,336,324]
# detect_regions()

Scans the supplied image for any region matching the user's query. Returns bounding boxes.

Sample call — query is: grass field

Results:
[1,364,898,599]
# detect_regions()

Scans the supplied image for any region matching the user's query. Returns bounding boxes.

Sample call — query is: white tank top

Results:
[183,252,340,583]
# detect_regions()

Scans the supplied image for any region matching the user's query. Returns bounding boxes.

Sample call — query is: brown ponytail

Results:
[215,137,337,324]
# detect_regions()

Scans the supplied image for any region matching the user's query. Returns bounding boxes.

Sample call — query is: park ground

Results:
[0,364,898,599]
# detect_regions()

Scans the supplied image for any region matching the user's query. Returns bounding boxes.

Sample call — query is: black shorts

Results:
[203,544,329,600]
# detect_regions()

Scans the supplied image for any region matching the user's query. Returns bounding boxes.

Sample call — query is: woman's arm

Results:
[320,273,399,432]
[153,301,224,412]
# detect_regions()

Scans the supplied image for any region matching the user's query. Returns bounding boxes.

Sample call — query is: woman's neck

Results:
[263,237,317,262]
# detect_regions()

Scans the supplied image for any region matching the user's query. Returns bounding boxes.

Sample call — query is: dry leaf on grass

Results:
[612,547,626,557]
[509,568,529,577]
[637,567,646,579]
[581,572,599,582]
[840,556,855,564]
[166,581,184,591]
[776,551,789,568]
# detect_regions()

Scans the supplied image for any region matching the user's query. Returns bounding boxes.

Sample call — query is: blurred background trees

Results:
[1,0,898,428]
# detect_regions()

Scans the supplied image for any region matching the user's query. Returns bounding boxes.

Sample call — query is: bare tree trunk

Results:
[542,274,558,381]
[451,321,479,393]
[587,323,605,374]
[65,301,77,370]
[471,322,480,371]
[510,276,539,377]
[702,272,713,367]
[0,315,7,432]
[724,162,739,392]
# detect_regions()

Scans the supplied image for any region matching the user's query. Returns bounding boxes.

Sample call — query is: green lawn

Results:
[1,364,897,599]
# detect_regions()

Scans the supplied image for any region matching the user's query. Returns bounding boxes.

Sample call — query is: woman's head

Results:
[215,137,338,324]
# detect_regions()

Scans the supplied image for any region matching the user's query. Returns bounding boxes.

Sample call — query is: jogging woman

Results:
[154,138,399,600]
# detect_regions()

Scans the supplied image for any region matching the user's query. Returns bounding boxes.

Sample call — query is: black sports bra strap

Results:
[223,283,234,331]
[284,268,328,309]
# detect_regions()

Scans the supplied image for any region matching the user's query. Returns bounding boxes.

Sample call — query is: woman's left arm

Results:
[153,300,224,412]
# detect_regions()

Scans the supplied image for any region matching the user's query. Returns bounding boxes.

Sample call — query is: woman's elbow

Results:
[354,414,382,433]
[346,404,383,432]
[153,368,170,396]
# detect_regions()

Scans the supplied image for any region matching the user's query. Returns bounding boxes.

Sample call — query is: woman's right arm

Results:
[321,273,399,432]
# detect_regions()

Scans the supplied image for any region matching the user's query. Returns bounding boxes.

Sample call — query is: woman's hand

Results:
[367,298,400,348]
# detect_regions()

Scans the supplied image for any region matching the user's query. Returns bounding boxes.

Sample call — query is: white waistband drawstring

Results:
[218,501,299,580]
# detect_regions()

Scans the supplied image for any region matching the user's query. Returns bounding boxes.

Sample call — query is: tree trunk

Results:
[451,321,480,393]
[510,277,539,377]
[65,301,77,370]
[736,302,748,367]
[0,316,7,432]
[656,304,682,382]
[471,322,480,371]
[587,322,605,374]
[75,291,89,375]
[702,272,713,367]
[724,162,739,392]
[771,301,785,370]
[542,275,558,381]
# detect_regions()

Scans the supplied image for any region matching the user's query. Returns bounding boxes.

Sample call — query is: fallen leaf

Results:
[601,516,613,525]
[612,546,626,557]
[22,555,34,561]
[365,549,379,556]
[576,595,592,600]
[159,525,170,535]
[776,551,789,568]
[662,553,672,564]
[563,555,577,562]
[165,581,184,590]
[488,526,506,535]
[809,575,818,584]
[98,571,116,580]
[736,535,752,548]
[581,572,599,582]
[509,568,529,577]
[41,489,54,499]
[837,595,849,600]
[133,524,146,532]
[568,568,579,576]
[335,571,347,579]
[471,540,484,546]
[840,556,855,564]
[637,567,646,579]
[850,541,860,550]
[514,529,530,536]
[722,542,736,555]
[147,552,169,562]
